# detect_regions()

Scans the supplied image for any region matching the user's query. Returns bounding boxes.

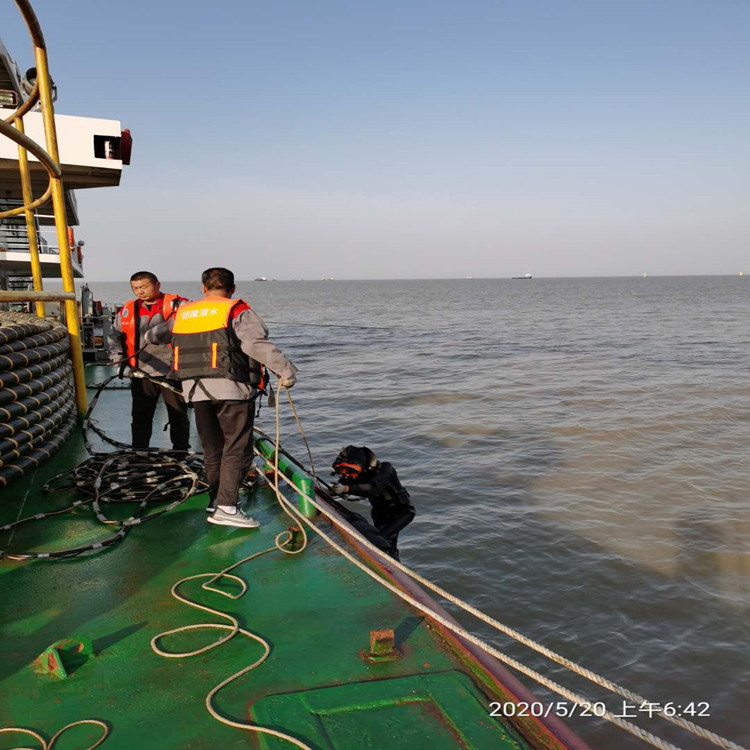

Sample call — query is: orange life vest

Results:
[170,297,263,387]
[120,293,184,367]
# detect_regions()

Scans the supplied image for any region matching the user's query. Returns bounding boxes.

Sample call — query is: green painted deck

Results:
[0,430,539,749]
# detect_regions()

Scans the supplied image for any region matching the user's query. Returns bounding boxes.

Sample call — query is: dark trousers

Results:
[372,504,416,560]
[193,400,255,509]
[131,378,190,450]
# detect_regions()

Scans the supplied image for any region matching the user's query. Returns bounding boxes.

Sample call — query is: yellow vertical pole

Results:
[14,117,46,318]
[34,44,87,415]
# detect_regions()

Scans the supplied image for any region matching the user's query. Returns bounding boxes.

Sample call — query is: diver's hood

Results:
[331,445,377,475]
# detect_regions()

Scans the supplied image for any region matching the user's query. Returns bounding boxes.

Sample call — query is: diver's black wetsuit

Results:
[344,462,415,560]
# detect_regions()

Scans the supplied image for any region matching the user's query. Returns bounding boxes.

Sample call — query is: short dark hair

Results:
[202,267,234,291]
[130,271,159,284]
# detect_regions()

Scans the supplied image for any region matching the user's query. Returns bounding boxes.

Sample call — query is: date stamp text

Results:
[489,700,711,719]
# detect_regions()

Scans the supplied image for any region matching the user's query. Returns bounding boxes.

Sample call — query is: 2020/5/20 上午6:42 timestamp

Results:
[488,701,710,719]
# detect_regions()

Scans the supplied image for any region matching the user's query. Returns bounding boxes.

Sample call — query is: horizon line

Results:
[55,273,747,283]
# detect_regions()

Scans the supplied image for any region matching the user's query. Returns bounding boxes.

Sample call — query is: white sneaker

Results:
[206,496,239,513]
[207,508,261,528]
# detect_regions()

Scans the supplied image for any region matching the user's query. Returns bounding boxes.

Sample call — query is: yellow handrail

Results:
[0,291,75,302]
[14,117,45,317]
[3,79,39,123]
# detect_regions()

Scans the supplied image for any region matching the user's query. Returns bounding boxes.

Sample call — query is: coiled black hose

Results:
[0,312,76,488]
[0,449,203,561]
[0,366,208,561]
[0,310,209,560]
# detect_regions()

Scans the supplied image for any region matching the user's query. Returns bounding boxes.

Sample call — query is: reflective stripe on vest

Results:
[170,297,259,384]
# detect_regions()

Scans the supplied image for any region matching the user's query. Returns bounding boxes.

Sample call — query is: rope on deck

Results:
[150,539,312,750]
[150,379,313,750]
[0,719,109,749]
[264,386,748,750]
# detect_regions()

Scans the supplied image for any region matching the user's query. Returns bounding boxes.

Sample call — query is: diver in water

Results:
[330,445,415,561]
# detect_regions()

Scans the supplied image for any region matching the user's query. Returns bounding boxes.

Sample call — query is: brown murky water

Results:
[83,276,749,749]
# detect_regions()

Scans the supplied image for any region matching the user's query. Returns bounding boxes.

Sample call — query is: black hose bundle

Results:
[0,312,76,487]
[0,368,208,561]
[0,450,203,561]
[0,308,213,561]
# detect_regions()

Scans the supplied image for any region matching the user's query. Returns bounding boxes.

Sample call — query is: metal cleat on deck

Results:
[33,636,95,679]
[362,628,401,663]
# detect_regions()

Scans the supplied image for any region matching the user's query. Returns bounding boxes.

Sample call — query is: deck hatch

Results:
[250,671,528,749]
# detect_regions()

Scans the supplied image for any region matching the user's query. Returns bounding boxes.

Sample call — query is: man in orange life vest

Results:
[107,271,191,451]
[147,267,297,529]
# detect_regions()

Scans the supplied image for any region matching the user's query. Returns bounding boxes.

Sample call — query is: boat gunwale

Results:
[311,488,591,750]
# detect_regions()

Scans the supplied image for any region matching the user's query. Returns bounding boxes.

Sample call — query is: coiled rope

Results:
[0,450,202,560]
[150,382,312,749]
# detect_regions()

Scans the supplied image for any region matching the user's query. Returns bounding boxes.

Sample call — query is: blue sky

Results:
[3,0,749,279]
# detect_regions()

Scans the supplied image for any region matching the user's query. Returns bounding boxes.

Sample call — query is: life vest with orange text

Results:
[170,297,263,386]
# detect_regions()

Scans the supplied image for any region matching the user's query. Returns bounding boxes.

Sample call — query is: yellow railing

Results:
[0,291,75,302]
[0,0,87,415]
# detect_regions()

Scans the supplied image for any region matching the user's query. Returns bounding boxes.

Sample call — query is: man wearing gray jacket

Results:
[147,267,297,529]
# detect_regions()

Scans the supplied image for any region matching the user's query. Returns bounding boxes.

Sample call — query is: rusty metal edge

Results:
[314,489,593,750]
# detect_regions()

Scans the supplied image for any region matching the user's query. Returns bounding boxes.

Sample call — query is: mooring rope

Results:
[261,387,747,750]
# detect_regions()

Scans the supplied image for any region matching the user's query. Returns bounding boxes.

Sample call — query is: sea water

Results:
[76,276,749,749]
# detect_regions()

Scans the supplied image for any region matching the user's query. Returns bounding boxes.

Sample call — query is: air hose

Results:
[0,312,76,487]
[0,368,206,561]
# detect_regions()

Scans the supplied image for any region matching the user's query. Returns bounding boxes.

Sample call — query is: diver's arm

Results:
[342,464,395,497]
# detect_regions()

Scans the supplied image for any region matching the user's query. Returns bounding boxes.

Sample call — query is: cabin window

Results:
[0,90,18,107]
[93,135,122,160]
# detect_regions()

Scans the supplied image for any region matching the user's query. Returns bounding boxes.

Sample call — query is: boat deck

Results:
[0,374,573,749]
